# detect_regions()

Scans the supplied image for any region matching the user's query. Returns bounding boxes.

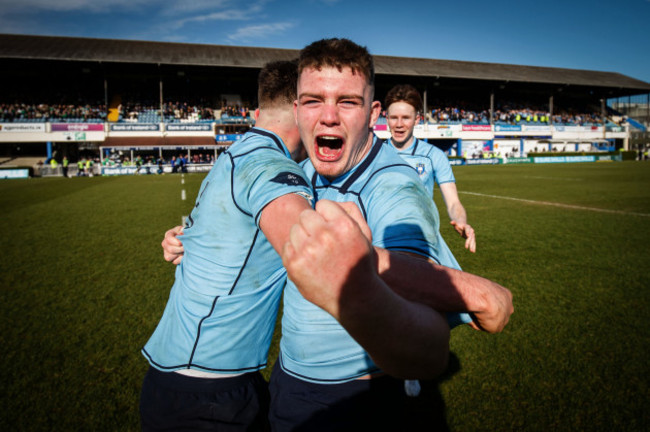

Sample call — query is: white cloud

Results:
[161,0,232,15]
[167,9,253,31]
[161,0,271,16]
[227,22,295,43]
[162,0,274,30]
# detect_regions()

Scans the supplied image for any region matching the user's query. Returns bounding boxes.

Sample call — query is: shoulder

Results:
[414,140,443,158]
[229,131,280,158]
[420,143,450,167]
[361,145,423,197]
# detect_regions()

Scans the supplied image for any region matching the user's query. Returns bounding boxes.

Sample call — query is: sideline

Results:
[459,191,650,217]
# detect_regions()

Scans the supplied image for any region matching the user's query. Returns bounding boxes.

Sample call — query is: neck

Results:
[392,135,415,150]
[255,108,301,160]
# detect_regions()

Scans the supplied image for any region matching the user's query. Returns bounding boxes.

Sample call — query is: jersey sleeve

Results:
[365,169,441,262]
[234,148,313,227]
[431,147,455,185]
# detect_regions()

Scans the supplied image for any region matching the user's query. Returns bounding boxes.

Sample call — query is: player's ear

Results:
[368,101,382,128]
[254,108,260,121]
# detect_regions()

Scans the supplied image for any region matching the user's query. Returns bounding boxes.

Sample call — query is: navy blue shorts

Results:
[140,366,270,431]
[268,362,412,432]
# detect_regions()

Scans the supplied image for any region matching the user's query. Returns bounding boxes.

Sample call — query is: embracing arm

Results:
[338,201,512,333]
[162,226,184,264]
[375,248,513,333]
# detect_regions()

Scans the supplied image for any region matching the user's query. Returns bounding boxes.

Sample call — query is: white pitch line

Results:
[523,175,584,181]
[459,191,650,217]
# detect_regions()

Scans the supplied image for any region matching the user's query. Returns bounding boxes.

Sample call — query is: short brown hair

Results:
[384,84,422,114]
[298,38,375,88]
[258,60,298,109]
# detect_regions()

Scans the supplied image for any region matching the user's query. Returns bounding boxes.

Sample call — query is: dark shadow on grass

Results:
[402,351,461,431]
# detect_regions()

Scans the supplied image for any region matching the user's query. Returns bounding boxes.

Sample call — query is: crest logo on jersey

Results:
[270,172,309,187]
[416,163,426,176]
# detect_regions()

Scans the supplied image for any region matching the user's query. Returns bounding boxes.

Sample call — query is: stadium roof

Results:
[1,33,649,95]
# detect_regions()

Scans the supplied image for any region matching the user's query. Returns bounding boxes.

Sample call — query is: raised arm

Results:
[282,200,450,380]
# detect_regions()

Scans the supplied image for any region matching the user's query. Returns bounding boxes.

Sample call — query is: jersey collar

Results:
[389,137,419,156]
[249,127,290,158]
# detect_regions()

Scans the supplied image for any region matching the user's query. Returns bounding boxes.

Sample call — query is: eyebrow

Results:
[298,92,365,102]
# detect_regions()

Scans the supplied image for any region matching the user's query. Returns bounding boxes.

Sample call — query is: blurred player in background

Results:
[384,84,476,253]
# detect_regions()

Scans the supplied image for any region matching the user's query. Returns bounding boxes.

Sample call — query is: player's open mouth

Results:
[315,135,344,161]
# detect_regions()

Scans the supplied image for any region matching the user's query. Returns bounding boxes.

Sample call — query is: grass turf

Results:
[1,162,649,430]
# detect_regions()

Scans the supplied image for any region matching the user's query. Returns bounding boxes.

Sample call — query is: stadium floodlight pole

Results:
[423,87,428,130]
[104,77,108,122]
[490,91,494,126]
[601,98,606,140]
[159,67,164,125]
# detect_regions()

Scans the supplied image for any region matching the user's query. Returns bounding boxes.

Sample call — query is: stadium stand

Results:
[0,34,648,173]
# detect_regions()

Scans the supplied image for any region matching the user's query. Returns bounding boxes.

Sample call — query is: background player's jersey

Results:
[280,138,460,384]
[143,128,312,374]
[386,138,455,197]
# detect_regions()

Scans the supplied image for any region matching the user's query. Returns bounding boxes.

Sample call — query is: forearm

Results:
[338,273,449,379]
[373,248,511,336]
[447,201,467,224]
[375,248,513,332]
[375,247,486,312]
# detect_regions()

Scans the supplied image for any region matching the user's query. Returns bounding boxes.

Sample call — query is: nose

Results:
[319,102,340,126]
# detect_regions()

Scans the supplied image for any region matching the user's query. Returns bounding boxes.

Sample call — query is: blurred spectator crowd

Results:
[0,102,106,122]
[2,100,616,127]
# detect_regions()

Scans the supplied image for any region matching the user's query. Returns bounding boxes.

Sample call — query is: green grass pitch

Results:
[1,161,649,430]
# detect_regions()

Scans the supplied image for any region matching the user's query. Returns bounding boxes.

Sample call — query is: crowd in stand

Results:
[122,101,218,122]
[0,102,106,122]
[2,100,611,127]
[220,105,251,119]
[425,102,606,126]
[103,152,217,168]
[119,101,252,123]
[0,101,254,124]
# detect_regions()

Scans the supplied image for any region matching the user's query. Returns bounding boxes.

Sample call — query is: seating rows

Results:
[2,102,616,127]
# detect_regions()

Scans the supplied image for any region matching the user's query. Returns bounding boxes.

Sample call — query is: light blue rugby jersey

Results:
[386,138,455,197]
[386,137,470,328]
[143,127,312,374]
[280,137,465,384]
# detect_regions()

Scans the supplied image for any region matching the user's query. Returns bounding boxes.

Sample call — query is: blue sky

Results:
[1,0,649,88]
